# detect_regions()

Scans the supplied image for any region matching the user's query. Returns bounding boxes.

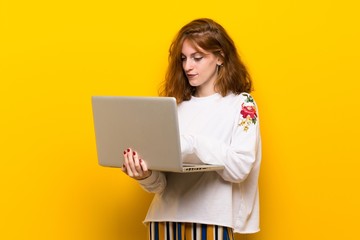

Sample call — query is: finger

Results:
[139,159,149,172]
[123,149,134,177]
[127,148,139,177]
[123,149,129,166]
[136,159,152,180]
[132,151,142,173]
[123,149,129,169]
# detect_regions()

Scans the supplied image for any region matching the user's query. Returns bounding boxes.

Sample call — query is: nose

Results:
[183,59,194,72]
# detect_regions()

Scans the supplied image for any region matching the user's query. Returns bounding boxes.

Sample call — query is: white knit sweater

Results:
[138,92,262,233]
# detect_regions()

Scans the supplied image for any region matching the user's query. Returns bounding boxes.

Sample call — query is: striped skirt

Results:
[148,222,234,240]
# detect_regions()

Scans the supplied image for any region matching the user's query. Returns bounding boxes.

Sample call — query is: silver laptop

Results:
[91,96,224,173]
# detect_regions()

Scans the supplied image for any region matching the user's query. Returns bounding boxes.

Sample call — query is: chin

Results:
[188,81,200,87]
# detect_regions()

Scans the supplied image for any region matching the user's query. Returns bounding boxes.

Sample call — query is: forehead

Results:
[181,38,209,55]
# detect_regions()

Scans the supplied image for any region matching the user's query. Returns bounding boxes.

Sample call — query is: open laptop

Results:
[91,96,224,173]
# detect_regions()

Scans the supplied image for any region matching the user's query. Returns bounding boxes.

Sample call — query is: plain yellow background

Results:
[1,0,359,239]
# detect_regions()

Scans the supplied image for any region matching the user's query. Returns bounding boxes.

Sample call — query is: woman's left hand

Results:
[122,148,152,180]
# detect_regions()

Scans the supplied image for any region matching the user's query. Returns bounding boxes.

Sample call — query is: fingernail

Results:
[133,151,136,156]
[123,151,126,154]
[127,148,130,152]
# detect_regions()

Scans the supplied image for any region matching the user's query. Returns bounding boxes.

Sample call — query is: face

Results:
[181,39,222,97]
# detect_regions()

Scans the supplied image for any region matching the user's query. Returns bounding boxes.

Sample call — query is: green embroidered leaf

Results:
[242,93,254,103]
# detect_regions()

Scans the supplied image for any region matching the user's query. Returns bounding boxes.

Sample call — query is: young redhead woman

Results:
[122,18,262,240]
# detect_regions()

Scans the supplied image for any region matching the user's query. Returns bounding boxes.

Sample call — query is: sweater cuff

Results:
[137,170,160,186]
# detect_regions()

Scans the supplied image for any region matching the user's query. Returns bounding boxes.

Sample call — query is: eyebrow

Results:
[181,52,206,57]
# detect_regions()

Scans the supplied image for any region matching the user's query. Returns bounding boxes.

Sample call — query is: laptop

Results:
[91,96,224,173]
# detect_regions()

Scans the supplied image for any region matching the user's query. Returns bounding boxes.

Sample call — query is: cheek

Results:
[204,64,217,74]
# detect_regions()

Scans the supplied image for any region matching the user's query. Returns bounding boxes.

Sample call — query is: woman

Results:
[122,18,261,240]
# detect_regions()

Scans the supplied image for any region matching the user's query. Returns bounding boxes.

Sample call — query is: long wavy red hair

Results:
[159,18,253,104]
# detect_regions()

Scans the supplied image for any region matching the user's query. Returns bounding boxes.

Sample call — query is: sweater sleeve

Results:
[137,170,167,194]
[181,93,260,183]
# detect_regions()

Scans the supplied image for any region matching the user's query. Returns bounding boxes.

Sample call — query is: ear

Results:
[217,51,224,66]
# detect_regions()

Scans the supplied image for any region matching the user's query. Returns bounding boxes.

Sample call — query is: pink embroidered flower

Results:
[240,103,257,120]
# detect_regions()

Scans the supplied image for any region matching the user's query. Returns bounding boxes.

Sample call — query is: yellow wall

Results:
[1,0,359,239]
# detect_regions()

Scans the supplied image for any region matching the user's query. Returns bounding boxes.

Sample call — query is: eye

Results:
[181,56,186,62]
[193,56,203,62]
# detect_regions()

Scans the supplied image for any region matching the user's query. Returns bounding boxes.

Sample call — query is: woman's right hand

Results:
[122,148,152,180]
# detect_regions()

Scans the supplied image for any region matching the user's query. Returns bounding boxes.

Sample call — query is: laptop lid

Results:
[91,96,184,172]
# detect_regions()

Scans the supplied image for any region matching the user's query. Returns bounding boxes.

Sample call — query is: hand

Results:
[122,148,152,180]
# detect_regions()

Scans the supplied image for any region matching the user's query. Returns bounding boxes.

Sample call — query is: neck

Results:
[194,86,218,98]
[195,90,215,97]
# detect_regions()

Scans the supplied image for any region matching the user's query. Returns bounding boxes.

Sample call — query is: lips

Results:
[186,73,198,79]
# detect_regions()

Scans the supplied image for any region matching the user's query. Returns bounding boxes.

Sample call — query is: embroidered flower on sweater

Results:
[239,94,257,131]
